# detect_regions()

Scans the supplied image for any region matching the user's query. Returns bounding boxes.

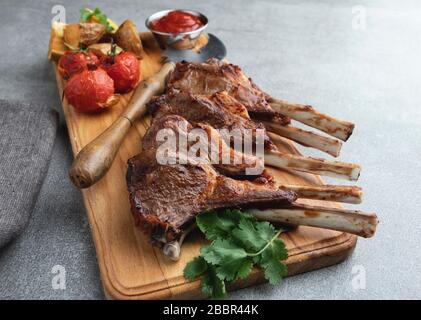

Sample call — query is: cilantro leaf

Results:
[227,257,253,281]
[196,211,235,240]
[184,256,207,280]
[197,210,252,241]
[271,238,289,261]
[261,257,287,285]
[201,239,248,265]
[94,8,109,29]
[200,265,226,299]
[232,217,267,251]
[259,239,288,284]
[216,257,252,282]
[79,7,114,32]
[183,209,289,298]
[255,220,278,242]
[201,239,252,281]
[80,8,93,22]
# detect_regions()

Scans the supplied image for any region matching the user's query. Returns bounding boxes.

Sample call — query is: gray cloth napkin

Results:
[0,99,58,248]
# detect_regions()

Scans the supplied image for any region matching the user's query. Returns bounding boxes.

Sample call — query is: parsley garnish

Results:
[183,209,288,299]
[80,7,114,33]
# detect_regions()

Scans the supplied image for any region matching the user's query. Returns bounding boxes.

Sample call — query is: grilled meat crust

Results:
[126,114,296,244]
[167,59,290,124]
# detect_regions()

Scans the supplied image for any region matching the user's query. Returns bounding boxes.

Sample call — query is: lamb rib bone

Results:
[188,124,361,181]
[163,197,373,260]
[163,121,363,201]
[279,184,362,204]
[264,150,361,181]
[162,224,196,261]
[248,203,378,238]
[268,99,355,141]
[144,177,372,261]
[149,90,358,178]
[264,122,342,157]
[176,118,360,180]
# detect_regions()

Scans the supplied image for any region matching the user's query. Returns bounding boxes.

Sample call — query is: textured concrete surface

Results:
[1,0,421,299]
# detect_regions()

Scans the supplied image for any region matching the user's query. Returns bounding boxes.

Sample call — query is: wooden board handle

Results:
[69,61,176,188]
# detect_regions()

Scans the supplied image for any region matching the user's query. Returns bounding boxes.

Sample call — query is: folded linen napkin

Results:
[0,99,58,248]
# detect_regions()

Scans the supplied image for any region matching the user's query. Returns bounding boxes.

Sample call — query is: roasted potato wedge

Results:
[63,23,80,48]
[48,22,67,61]
[80,23,106,46]
[81,7,119,33]
[115,20,143,59]
[63,23,106,48]
[88,43,123,58]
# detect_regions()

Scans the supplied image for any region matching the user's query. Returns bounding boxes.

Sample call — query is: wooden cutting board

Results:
[53,32,357,300]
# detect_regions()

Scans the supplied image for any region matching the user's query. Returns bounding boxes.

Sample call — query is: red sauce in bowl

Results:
[150,10,204,33]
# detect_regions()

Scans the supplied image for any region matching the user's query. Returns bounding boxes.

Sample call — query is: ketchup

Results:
[150,11,204,33]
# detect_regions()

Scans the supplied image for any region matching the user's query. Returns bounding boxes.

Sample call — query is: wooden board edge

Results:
[101,233,357,300]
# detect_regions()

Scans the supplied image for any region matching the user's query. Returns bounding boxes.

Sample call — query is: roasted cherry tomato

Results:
[58,50,100,78]
[102,51,140,93]
[64,68,116,113]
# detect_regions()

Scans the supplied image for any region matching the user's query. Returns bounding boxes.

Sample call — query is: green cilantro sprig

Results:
[183,209,288,299]
[80,7,114,33]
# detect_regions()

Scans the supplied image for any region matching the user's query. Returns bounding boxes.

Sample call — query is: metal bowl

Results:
[145,9,208,50]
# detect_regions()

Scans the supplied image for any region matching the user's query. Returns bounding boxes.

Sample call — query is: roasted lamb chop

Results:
[127,115,296,244]
[147,88,361,180]
[127,114,377,260]
[168,58,282,121]
[167,59,355,156]
[70,59,357,188]
[148,88,276,151]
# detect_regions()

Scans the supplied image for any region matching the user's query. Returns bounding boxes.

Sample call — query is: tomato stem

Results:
[107,40,118,64]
